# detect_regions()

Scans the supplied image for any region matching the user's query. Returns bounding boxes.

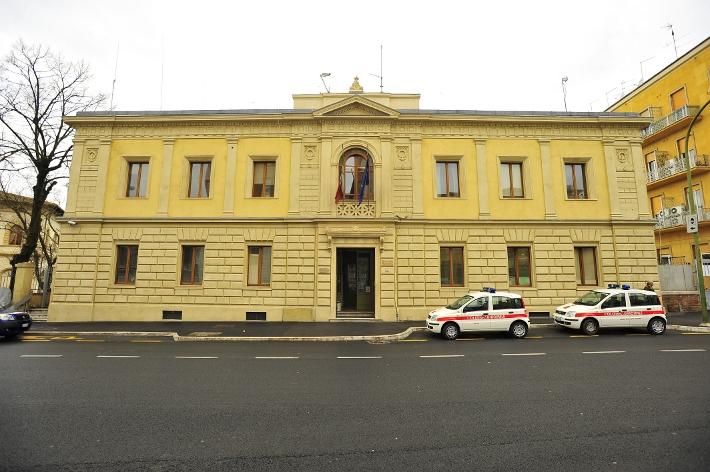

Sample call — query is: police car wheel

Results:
[581,318,599,336]
[509,321,528,338]
[647,317,666,335]
[442,322,459,340]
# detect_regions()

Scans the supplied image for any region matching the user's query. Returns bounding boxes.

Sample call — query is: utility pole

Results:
[561,77,568,112]
[684,99,710,326]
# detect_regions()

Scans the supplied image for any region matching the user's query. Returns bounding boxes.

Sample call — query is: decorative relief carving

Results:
[394,145,411,170]
[336,202,375,217]
[325,103,388,116]
[322,121,391,135]
[303,145,317,161]
[615,147,633,171]
[85,148,98,163]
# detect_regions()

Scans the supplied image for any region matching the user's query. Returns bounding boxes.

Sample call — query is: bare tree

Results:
[0,41,104,291]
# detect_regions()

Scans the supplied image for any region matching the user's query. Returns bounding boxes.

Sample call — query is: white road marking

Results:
[582,350,626,354]
[20,354,62,358]
[419,354,464,358]
[337,356,382,359]
[254,356,299,359]
[96,355,140,358]
[660,349,706,352]
[175,356,219,359]
[501,353,546,356]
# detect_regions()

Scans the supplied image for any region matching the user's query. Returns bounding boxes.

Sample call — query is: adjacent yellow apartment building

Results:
[49,79,657,322]
[608,36,710,282]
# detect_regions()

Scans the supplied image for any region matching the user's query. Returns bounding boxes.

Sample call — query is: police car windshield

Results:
[447,295,474,310]
[574,291,608,306]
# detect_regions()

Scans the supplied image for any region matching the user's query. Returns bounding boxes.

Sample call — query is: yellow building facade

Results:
[608,37,710,283]
[49,81,657,322]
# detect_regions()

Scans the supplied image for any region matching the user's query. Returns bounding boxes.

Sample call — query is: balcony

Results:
[647,151,710,188]
[641,105,700,144]
[336,201,375,217]
[655,207,710,231]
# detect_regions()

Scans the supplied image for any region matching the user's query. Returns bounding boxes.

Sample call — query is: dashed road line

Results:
[96,355,140,358]
[501,353,546,356]
[582,350,626,354]
[19,339,51,342]
[681,332,710,335]
[456,338,484,341]
[20,354,62,358]
[337,356,382,359]
[175,356,219,359]
[625,333,650,336]
[254,356,299,359]
[76,339,105,342]
[570,335,598,338]
[660,349,706,352]
[399,339,428,342]
[525,336,544,339]
[130,340,163,343]
[419,354,464,358]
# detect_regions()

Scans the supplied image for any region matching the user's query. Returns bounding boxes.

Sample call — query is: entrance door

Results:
[336,248,375,317]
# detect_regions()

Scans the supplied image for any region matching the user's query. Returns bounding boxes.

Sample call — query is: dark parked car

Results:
[0,311,32,339]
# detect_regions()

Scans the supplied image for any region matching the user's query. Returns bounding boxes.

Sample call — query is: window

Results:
[440,247,464,287]
[248,246,272,286]
[507,247,531,287]
[565,163,588,199]
[126,162,149,197]
[629,293,660,306]
[338,149,373,201]
[645,152,657,179]
[683,185,704,210]
[500,162,524,198]
[463,297,488,312]
[574,247,598,286]
[252,161,276,197]
[436,161,460,197]
[670,87,687,111]
[115,245,138,284]
[180,245,204,285]
[601,293,626,309]
[8,225,22,246]
[492,296,524,310]
[188,162,211,198]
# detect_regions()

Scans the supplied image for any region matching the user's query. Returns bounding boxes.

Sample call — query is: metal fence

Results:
[659,264,695,291]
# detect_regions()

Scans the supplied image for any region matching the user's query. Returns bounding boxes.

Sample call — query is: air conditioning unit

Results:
[668,205,685,216]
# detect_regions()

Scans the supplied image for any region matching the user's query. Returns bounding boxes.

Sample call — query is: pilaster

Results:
[475,139,490,219]
[289,137,302,215]
[380,136,393,216]
[630,139,652,218]
[223,137,238,214]
[92,139,112,214]
[411,138,424,217]
[157,138,175,215]
[603,140,622,219]
[538,139,557,219]
[65,139,85,214]
[319,137,332,215]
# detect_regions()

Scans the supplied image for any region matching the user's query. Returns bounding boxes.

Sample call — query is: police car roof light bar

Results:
[607,283,620,289]
[482,287,496,293]
[621,284,630,290]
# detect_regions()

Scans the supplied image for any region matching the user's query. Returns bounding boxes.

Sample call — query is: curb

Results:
[668,324,710,333]
[29,327,428,342]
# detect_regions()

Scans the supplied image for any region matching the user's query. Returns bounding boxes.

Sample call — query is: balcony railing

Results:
[655,207,710,230]
[647,150,708,183]
[641,104,699,139]
[336,201,375,217]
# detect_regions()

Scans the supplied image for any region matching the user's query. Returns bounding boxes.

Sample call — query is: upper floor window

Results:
[126,162,149,198]
[565,163,588,199]
[189,162,211,198]
[500,162,524,198]
[670,87,687,111]
[336,149,373,202]
[252,161,276,198]
[436,161,460,197]
[8,225,22,246]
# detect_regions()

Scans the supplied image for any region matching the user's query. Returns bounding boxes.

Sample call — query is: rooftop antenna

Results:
[369,44,384,93]
[160,35,165,110]
[639,56,654,83]
[109,42,119,111]
[561,76,568,112]
[320,72,331,93]
[665,24,678,58]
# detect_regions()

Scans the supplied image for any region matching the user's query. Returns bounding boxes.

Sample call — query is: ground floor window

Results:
[574,247,597,286]
[507,247,531,287]
[181,245,204,285]
[248,246,272,286]
[115,245,138,284]
[440,246,464,287]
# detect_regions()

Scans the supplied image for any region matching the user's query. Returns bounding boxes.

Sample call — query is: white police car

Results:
[426,288,529,340]
[553,284,666,335]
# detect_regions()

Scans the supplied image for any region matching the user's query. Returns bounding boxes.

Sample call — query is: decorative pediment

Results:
[313,96,400,118]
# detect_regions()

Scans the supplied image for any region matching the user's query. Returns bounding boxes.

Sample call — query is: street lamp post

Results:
[684,99,710,326]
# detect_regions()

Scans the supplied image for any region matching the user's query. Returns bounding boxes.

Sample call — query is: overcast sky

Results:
[2,0,709,114]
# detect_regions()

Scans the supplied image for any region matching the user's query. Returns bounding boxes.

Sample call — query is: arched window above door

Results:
[337,148,373,202]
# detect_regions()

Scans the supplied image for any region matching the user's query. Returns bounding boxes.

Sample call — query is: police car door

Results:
[489,295,521,331]
[460,296,490,331]
[627,292,659,327]
[599,292,629,327]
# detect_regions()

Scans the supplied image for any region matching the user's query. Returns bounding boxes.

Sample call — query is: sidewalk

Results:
[27,312,710,341]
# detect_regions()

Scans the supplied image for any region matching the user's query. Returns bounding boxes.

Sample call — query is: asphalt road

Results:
[2,329,710,471]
